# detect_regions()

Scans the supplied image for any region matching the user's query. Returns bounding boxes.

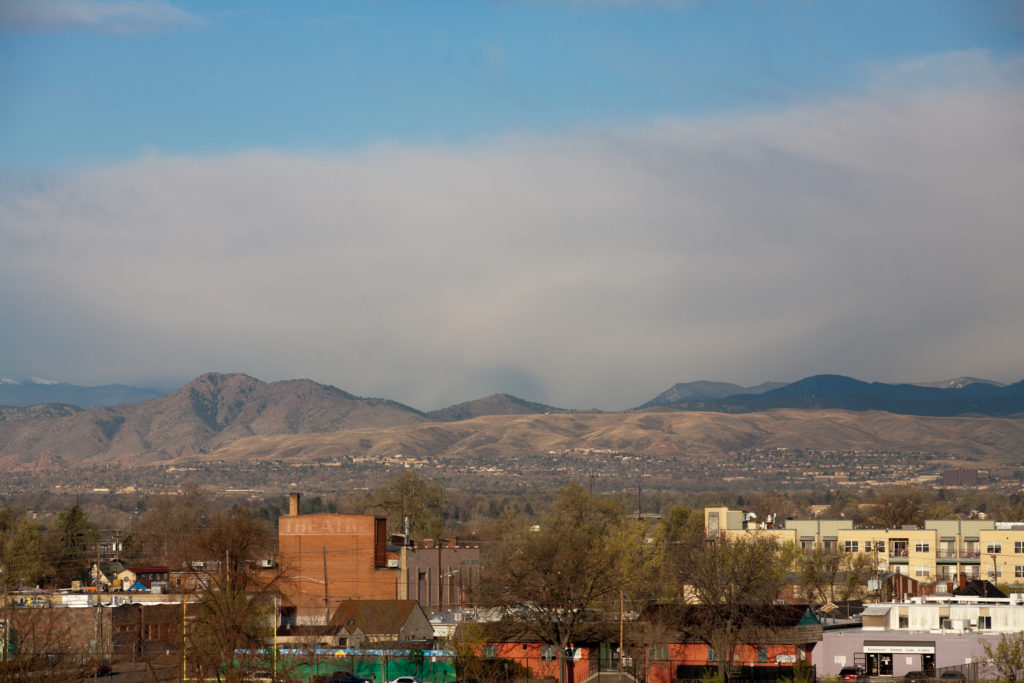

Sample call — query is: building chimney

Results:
[289,492,301,516]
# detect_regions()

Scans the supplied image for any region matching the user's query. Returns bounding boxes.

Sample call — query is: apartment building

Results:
[704,506,1024,586]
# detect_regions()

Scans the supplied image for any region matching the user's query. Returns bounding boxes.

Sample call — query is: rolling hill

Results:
[0,372,425,468]
[641,374,1024,417]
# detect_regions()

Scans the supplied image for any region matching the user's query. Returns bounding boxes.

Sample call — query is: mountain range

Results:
[644,374,1024,417]
[0,371,1022,473]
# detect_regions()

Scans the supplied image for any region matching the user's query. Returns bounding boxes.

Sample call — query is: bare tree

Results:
[184,573,277,682]
[676,535,791,682]
[869,487,925,529]
[181,505,280,682]
[124,484,211,566]
[479,483,632,683]
[364,471,444,539]
[984,632,1024,683]
[797,546,875,607]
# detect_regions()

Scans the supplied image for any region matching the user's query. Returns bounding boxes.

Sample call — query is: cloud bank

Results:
[1,51,1022,410]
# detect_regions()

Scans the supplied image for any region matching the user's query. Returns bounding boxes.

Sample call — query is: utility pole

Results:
[618,590,624,683]
[322,546,330,625]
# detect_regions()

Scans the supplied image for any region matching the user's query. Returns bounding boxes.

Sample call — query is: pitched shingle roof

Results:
[328,599,419,635]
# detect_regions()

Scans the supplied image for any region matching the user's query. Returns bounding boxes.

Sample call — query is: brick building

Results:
[111,602,183,658]
[400,538,480,611]
[277,493,400,625]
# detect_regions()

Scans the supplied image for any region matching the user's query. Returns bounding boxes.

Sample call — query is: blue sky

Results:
[1,1,1023,410]
[3,1,1020,168]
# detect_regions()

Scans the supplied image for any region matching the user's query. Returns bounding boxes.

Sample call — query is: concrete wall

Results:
[817,629,1002,678]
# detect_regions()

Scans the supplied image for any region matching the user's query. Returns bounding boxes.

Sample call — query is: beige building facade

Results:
[704,506,1024,587]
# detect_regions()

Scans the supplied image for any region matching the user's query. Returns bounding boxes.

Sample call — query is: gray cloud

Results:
[1,51,1022,410]
[0,0,203,34]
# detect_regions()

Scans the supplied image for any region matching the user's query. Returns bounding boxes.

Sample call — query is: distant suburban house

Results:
[328,599,434,649]
[278,599,435,649]
[116,566,170,591]
[89,560,126,589]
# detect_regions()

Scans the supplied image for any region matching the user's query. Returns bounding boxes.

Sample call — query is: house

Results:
[168,563,221,593]
[89,560,126,589]
[465,605,820,683]
[116,566,170,591]
[277,599,434,650]
[638,603,823,683]
[329,599,434,648]
[951,577,1006,598]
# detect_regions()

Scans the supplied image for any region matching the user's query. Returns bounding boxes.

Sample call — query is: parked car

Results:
[78,659,112,678]
[388,677,421,683]
[938,672,965,682]
[314,672,372,683]
[839,667,864,682]
[333,673,373,683]
[904,671,931,683]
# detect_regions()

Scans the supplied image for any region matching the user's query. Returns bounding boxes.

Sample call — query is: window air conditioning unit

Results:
[259,559,275,568]
[386,558,400,568]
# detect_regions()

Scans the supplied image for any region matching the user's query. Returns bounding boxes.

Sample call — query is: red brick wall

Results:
[278,513,399,616]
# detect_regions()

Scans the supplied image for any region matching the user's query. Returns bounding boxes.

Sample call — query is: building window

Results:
[649,645,669,662]
[1016,541,1024,554]
[987,543,1002,554]
[915,542,930,553]
[899,615,909,629]
[915,565,930,577]
[823,539,838,553]
[987,566,1003,578]
[481,645,497,659]
[1016,566,1024,578]
[757,647,768,664]
[541,645,558,662]
[978,616,992,629]
[875,541,885,552]
[844,540,859,553]
[708,646,718,663]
